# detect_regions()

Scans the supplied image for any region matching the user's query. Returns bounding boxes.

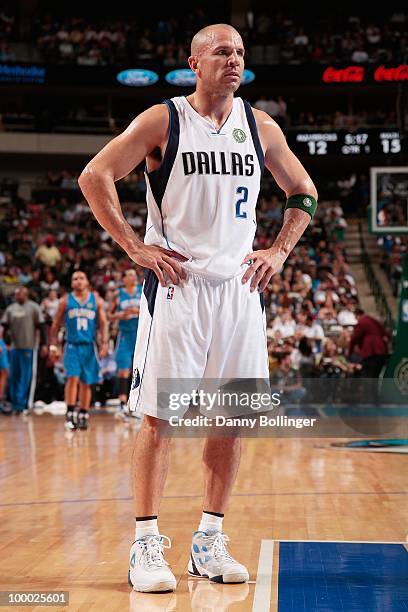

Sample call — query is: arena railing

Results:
[359,221,395,336]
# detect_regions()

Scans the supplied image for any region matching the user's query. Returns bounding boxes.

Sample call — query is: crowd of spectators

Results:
[0,103,400,137]
[245,10,407,64]
[0,166,390,410]
[0,8,16,61]
[253,188,366,387]
[32,11,210,66]
[378,235,407,297]
[1,8,406,66]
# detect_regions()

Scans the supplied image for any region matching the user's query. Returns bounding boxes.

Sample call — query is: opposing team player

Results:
[79,24,317,592]
[50,271,108,430]
[111,269,142,420]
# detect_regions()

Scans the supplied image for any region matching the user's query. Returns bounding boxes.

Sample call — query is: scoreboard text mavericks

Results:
[287,129,401,156]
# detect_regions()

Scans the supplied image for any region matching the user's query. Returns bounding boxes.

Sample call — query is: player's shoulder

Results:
[123,103,170,146]
[136,103,170,131]
[93,291,105,306]
[250,106,280,130]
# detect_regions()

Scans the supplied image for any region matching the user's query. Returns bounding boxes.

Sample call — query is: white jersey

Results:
[144,96,264,280]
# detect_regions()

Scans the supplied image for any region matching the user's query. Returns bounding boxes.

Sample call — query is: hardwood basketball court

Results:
[0,413,407,611]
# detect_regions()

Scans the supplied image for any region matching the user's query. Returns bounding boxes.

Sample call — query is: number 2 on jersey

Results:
[235,186,248,219]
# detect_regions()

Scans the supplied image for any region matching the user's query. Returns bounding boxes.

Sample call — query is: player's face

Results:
[124,270,137,286]
[190,30,245,94]
[71,272,88,292]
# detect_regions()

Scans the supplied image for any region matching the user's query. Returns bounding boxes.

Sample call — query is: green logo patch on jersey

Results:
[233,128,246,143]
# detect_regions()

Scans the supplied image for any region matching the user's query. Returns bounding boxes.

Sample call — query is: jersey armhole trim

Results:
[243,99,265,175]
[146,99,180,210]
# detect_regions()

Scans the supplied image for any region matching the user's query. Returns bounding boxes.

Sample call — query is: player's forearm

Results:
[98,318,109,344]
[110,311,125,321]
[49,323,59,345]
[78,168,143,258]
[271,208,311,258]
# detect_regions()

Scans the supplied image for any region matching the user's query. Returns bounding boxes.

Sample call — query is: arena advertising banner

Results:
[0,62,406,89]
[116,69,159,87]
[164,68,255,86]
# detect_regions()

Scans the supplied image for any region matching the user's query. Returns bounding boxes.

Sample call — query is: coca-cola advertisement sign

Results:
[322,66,365,83]
[374,65,408,82]
[323,64,408,84]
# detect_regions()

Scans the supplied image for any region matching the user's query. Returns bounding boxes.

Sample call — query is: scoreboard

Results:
[287,129,401,157]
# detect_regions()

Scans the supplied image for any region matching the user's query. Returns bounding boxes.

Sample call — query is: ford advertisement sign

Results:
[165,68,256,86]
[241,69,255,84]
[165,69,196,86]
[117,69,159,87]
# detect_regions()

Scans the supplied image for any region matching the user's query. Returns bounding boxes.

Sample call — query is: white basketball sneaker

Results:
[128,535,177,593]
[188,531,249,583]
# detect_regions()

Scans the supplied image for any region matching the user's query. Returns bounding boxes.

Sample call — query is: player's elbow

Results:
[297,178,318,201]
[78,164,95,192]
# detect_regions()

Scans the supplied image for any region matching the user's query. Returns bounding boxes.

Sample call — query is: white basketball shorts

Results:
[128,269,269,420]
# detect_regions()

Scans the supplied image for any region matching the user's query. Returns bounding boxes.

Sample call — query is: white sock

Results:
[198,511,224,533]
[135,517,159,540]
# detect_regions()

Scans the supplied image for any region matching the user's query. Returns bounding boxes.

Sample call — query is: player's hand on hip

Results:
[241,247,286,292]
[129,244,187,287]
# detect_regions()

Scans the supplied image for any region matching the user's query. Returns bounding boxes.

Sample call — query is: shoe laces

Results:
[138,535,171,569]
[202,532,234,562]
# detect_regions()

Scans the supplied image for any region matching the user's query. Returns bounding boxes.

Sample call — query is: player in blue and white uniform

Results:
[79,24,317,593]
[111,269,142,419]
[0,335,9,414]
[50,271,108,430]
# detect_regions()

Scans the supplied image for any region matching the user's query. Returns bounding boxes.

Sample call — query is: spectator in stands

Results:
[300,314,325,352]
[1,287,48,412]
[317,338,349,378]
[41,289,60,322]
[35,235,62,268]
[272,308,296,339]
[337,302,358,326]
[40,269,60,295]
[0,328,9,413]
[297,336,316,378]
[254,95,270,114]
[271,353,306,402]
[349,309,389,378]
[351,43,369,63]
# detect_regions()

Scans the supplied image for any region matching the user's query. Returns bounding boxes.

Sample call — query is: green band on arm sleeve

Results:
[284,194,317,219]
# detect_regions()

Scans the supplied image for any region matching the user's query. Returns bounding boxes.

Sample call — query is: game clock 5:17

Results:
[289,129,401,156]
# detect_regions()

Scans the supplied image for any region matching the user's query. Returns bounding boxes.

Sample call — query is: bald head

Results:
[191,24,242,56]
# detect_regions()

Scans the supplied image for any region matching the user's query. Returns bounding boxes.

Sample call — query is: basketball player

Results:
[0,336,9,414]
[50,271,108,430]
[79,24,317,592]
[111,269,142,419]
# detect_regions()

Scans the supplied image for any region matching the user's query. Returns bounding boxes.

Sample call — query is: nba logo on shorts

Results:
[167,286,174,300]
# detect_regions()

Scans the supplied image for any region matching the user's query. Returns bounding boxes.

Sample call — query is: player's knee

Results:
[144,415,172,444]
